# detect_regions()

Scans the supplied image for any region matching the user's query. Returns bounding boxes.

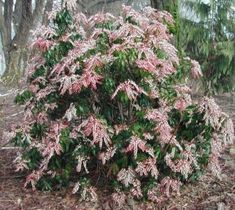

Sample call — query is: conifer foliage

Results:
[13,3,234,204]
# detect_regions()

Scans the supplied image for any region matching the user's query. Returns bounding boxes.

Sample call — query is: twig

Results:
[4,111,24,119]
[0,146,21,150]
[0,175,25,179]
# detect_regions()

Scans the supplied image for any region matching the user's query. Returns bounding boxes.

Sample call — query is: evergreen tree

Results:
[179,0,235,94]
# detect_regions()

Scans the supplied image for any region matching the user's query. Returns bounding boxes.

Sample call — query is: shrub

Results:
[12,2,234,205]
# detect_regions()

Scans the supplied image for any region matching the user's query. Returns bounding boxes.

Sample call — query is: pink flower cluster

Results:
[12,3,234,205]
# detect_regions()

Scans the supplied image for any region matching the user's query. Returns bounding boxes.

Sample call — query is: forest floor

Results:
[0,85,235,210]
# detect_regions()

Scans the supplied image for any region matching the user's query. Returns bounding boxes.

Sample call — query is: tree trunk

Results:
[78,0,123,16]
[151,0,178,13]
[150,0,163,10]
[3,47,27,86]
[42,0,53,26]
[1,0,46,86]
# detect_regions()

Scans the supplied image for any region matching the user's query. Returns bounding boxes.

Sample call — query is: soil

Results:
[0,85,235,210]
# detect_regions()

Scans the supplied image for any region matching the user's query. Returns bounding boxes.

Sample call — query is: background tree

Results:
[77,0,150,15]
[0,0,151,83]
[150,0,177,12]
[179,0,235,94]
[0,0,53,86]
[151,0,235,94]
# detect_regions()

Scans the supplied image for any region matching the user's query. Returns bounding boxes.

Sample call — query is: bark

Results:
[1,0,46,86]
[42,0,53,26]
[150,0,164,10]
[78,0,123,16]
[13,0,23,32]
[0,0,13,70]
[151,0,178,12]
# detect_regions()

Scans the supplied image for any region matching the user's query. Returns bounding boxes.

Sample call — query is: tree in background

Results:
[0,0,54,86]
[179,0,235,94]
[150,0,176,11]
[77,0,150,16]
[151,0,235,94]
[0,0,151,85]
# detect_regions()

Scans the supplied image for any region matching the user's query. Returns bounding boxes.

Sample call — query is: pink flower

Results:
[59,74,79,95]
[111,80,147,101]
[147,187,166,203]
[145,108,168,122]
[125,135,148,159]
[211,133,223,157]
[26,55,45,77]
[199,97,222,128]
[63,103,77,121]
[88,13,115,28]
[79,116,112,148]
[122,4,141,20]
[143,132,154,140]
[160,177,181,197]
[99,146,117,165]
[80,186,98,202]
[31,37,54,52]
[36,85,55,101]
[72,182,80,194]
[175,84,191,94]
[84,54,104,72]
[78,70,103,90]
[50,56,75,76]
[112,191,126,207]
[136,58,176,79]
[145,21,170,40]
[36,111,48,123]
[135,158,159,179]
[143,7,174,24]
[174,97,188,111]
[14,155,29,172]
[130,179,143,198]
[157,40,179,65]
[74,13,89,28]
[32,25,56,39]
[117,167,136,187]
[45,103,58,111]
[156,11,175,24]
[145,109,181,147]
[114,124,128,135]
[76,155,90,174]
[91,28,111,39]
[136,59,157,73]
[42,141,62,157]
[24,170,42,191]
[165,147,197,179]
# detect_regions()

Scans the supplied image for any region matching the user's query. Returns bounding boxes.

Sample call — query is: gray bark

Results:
[78,0,123,16]
[0,0,46,86]
[43,0,54,26]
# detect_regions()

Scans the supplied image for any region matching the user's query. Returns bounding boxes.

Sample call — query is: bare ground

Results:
[0,87,235,210]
